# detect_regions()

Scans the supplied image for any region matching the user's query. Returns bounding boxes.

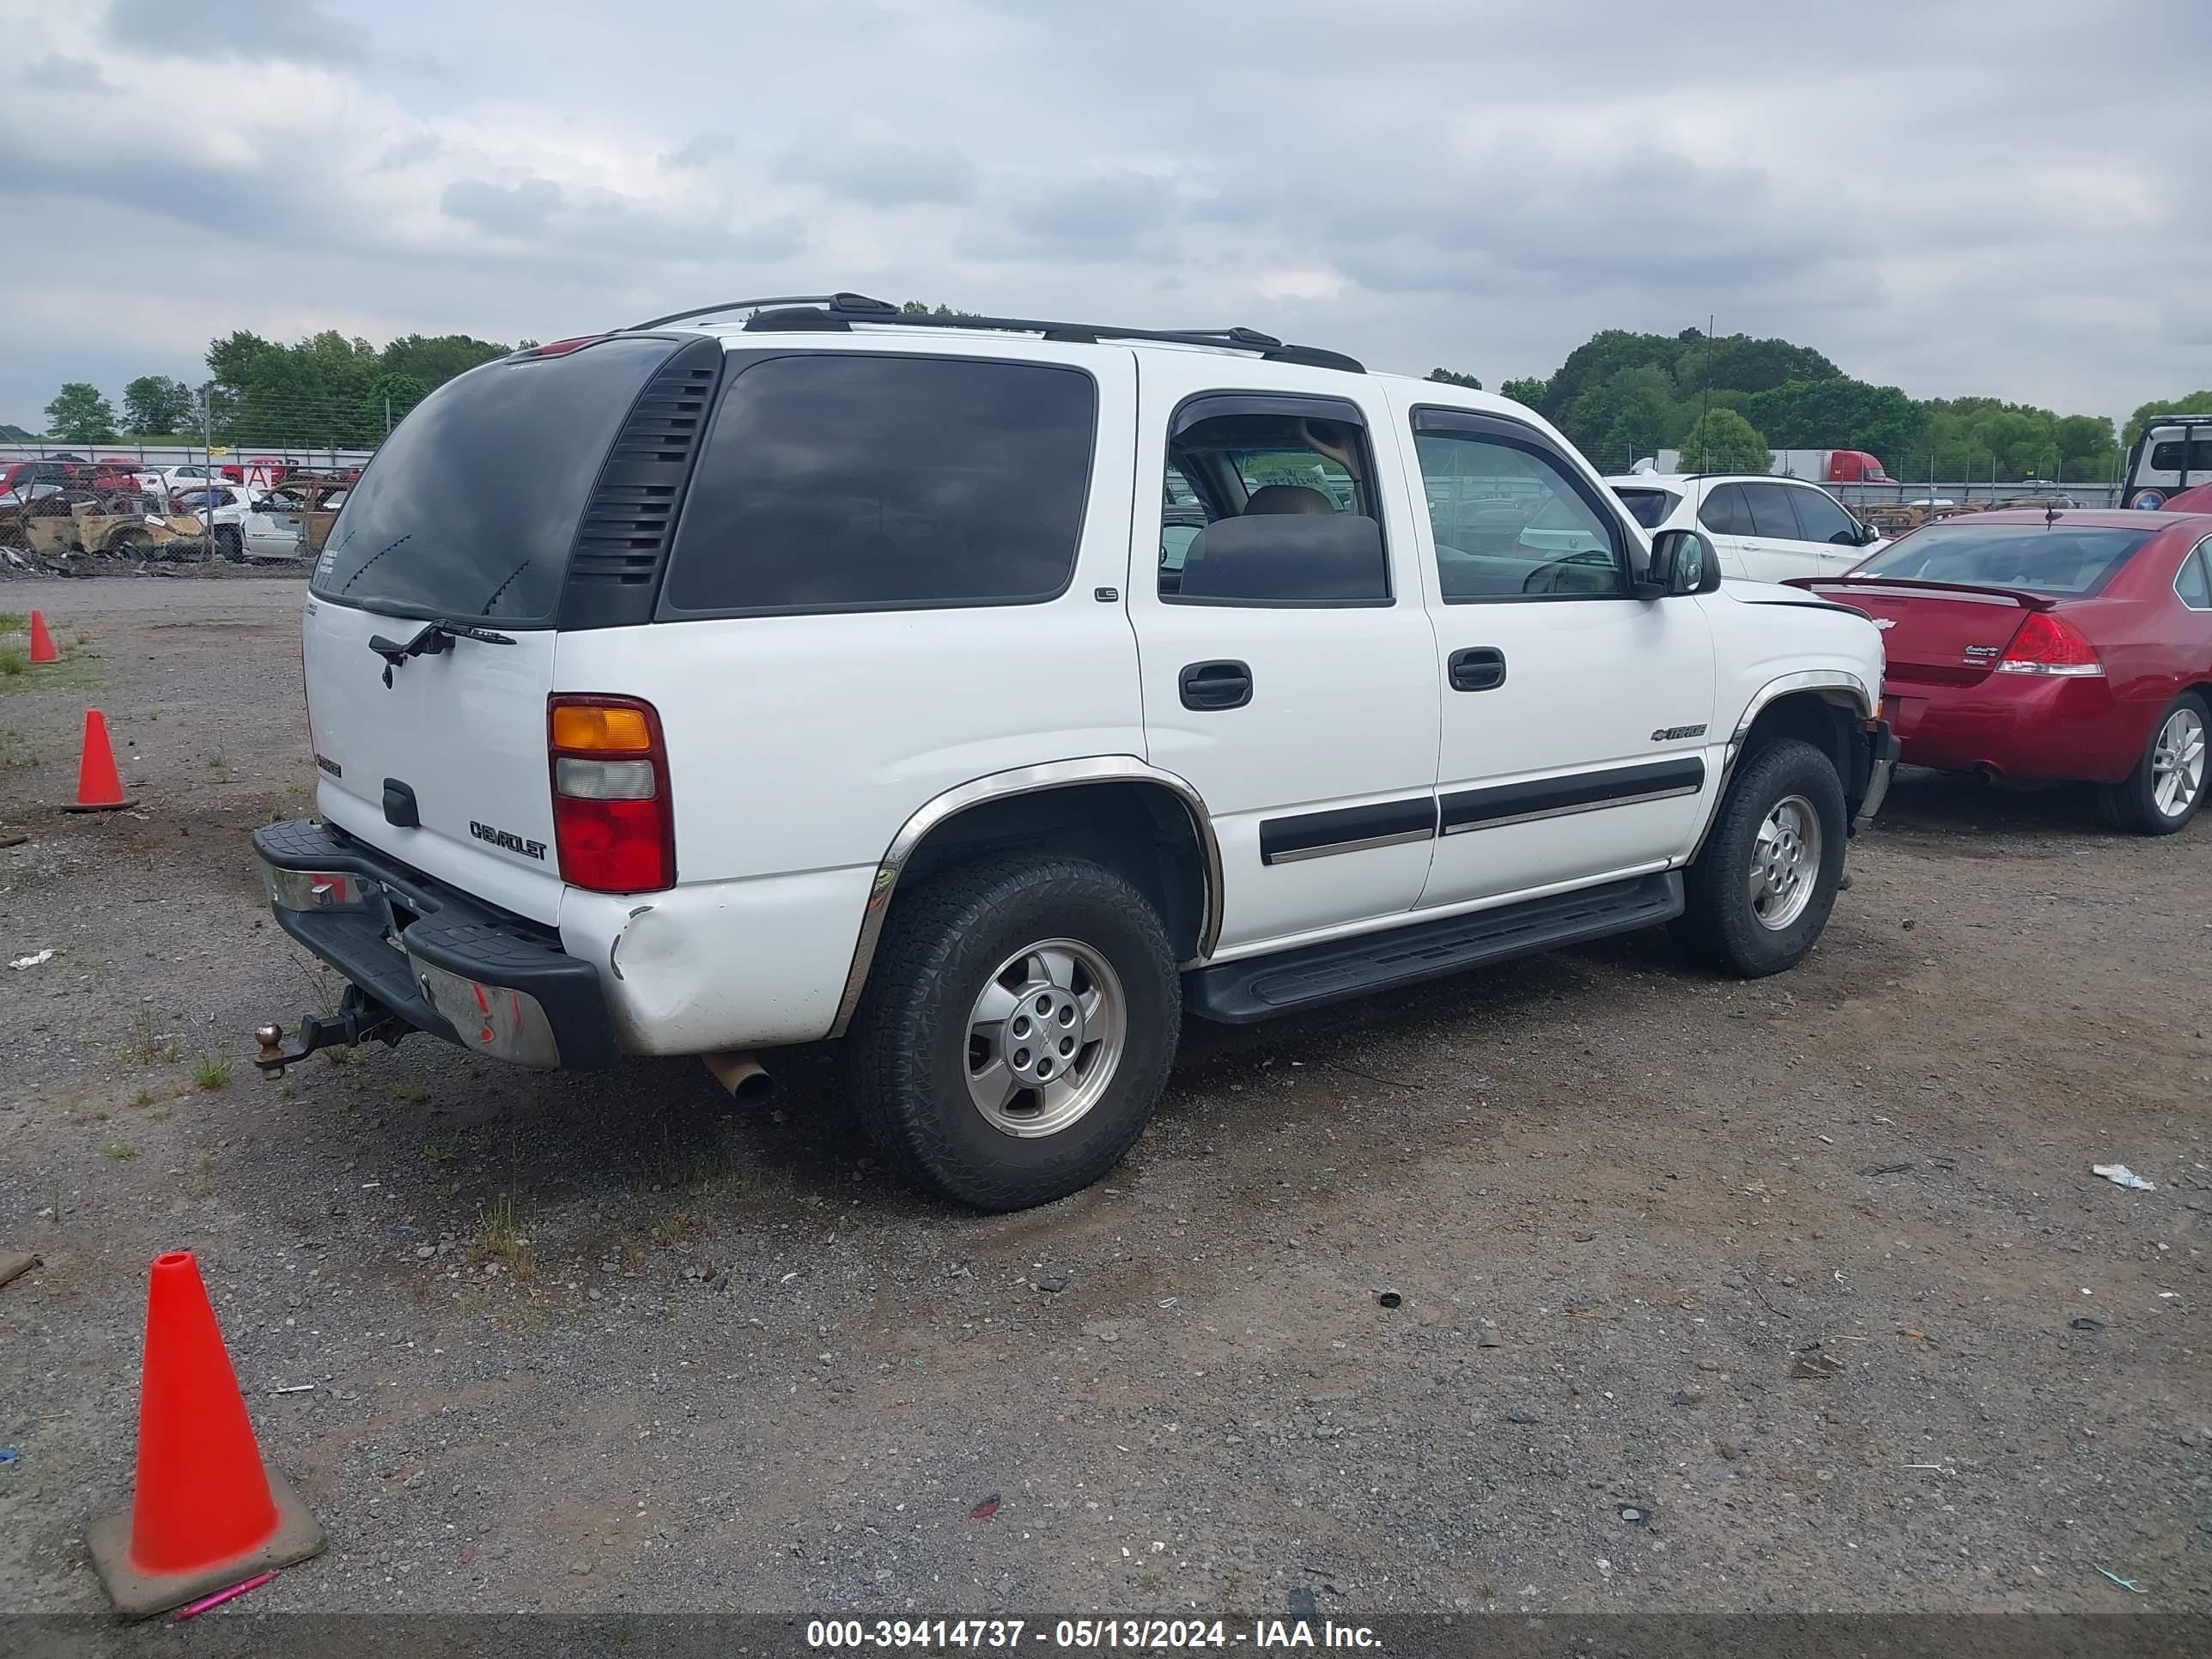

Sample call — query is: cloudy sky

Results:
[2,0,2206,432]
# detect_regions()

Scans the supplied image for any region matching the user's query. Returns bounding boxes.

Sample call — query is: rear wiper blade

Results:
[368,619,516,687]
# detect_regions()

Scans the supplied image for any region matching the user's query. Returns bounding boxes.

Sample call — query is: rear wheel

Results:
[1673,738,1847,977]
[2099,694,2208,836]
[842,854,1181,1211]
[213,526,244,562]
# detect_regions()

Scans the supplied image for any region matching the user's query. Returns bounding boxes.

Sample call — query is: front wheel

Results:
[1673,738,1847,977]
[842,854,1181,1211]
[2099,694,2208,836]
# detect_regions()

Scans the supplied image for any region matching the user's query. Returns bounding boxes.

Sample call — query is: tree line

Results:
[1435,331,2207,483]
[31,313,2212,483]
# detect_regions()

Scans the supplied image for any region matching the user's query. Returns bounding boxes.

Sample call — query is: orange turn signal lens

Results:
[551,704,653,753]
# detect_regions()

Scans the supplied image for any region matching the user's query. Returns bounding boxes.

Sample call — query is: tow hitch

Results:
[252,985,410,1076]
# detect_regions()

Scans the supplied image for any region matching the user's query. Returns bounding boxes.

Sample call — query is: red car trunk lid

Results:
[1792,578,2055,688]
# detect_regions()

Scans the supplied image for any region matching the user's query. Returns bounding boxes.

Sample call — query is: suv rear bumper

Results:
[252,819,619,1070]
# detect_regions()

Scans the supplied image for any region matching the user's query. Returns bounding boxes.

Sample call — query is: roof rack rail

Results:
[737,295,1364,373]
[625,293,901,331]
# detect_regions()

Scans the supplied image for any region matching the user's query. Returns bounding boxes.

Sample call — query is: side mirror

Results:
[1644,528,1723,597]
[1856,520,1882,545]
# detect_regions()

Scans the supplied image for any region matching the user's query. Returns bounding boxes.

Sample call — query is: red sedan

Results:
[1793,509,2212,834]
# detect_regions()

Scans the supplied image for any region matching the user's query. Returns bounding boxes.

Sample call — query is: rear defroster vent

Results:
[561,337,725,624]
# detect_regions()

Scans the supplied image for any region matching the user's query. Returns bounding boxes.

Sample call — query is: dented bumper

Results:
[253,820,620,1070]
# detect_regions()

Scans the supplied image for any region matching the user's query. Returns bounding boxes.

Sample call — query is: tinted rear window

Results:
[1613,487,1678,529]
[312,336,675,625]
[659,354,1096,616]
[1856,522,2154,595]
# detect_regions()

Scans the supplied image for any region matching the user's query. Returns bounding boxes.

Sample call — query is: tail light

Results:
[1996,611,2104,678]
[548,695,674,892]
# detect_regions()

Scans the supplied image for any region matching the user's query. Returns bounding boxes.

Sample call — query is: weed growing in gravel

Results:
[0,611,26,633]
[390,1083,431,1105]
[192,1054,234,1090]
[123,1013,180,1066]
[73,632,91,647]
[130,1088,157,1108]
[100,1143,138,1159]
[423,1134,459,1162]
[478,1194,536,1278]
[0,647,26,678]
[0,655,100,693]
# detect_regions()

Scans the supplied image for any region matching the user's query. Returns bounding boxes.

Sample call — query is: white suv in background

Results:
[1609,471,1886,583]
[252,295,1896,1211]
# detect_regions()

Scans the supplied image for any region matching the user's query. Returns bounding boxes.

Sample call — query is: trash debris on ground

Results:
[2092,1164,2155,1192]
[269,1384,316,1395]
[1376,1290,1402,1309]
[0,1448,17,1464]
[1859,1162,1914,1176]
[7,950,53,970]
[969,1493,1001,1521]
[1791,1345,1846,1379]
[0,1251,40,1291]
[173,1570,277,1621]
[2094,1567,2145,1594]
[2070,1317,2105,1333]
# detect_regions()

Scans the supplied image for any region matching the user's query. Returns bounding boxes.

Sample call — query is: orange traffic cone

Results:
[64,710,137,813]
[27,610,58,664]
[86,1252,325,1620]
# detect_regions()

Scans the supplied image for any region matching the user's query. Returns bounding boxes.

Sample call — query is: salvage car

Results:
[1610,471,1886,582]
[1797,510,2212,833]
[252,295,1895,1210]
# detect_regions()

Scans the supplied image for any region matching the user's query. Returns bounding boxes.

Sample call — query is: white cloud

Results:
[0,0,2207,429]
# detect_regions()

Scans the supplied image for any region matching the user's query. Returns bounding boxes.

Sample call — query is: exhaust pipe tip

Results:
[702,1050,775,1103]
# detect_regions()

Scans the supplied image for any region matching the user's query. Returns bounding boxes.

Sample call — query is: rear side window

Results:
[1698,484,1749,536]
[1613,487,1679,529]
[1856,523,2154,595]
[1741,483,1805,539]
[1786,485,1862,545]
[2148,438,2212,474]
[313,335,677,625]
[660,355,1096,616]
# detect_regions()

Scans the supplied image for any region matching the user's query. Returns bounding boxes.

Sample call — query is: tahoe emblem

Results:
[471,820,548,861]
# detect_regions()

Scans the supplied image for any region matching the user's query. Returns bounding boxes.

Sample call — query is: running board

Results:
[1184,872,1683,1024]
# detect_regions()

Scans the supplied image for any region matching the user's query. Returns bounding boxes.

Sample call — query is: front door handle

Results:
[1180,659,1253,711]
[1449,646,1506,692]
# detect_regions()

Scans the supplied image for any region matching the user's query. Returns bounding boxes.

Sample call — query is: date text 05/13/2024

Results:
[804,1619,1381,1650]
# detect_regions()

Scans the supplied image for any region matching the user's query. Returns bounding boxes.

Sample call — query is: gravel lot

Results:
[0,578,2205,1625]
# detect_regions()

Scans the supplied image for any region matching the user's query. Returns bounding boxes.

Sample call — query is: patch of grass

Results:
[0,647,26,678]
[389,1082,431,1105]
[131,1088,158,1108]
[650,1209,695,1249]
[0,655,102,694]
[0,611,26,633]
[64,1106,111,1126]
[73,631,92,647]
[478,1194,536,1279]
[100,1142,138,1159]
[123,1013,180,1066]
[191,1054,234,1091]
[423,1134,459,1163]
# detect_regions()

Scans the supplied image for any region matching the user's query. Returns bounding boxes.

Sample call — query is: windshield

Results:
[1612,487,1678,529]
[1853,521,2153,596]
[312,335,676,624]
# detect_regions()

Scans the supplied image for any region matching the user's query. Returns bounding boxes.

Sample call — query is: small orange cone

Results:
[87,1252,326,1620]
[28,610,58,663]
[64,710,137,813]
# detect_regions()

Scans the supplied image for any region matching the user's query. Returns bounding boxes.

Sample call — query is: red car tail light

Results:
[547,695,674,892]
[1996,611,2104,678]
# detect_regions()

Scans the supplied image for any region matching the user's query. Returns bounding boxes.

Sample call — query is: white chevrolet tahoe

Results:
[253,294,1897,1211]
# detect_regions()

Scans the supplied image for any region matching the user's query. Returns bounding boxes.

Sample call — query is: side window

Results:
[661,355,1097,616]
[2177,544,2212,611]
[1162,400,1389,605]
[1698,483,1748,536]
[1785,484,1861,545]
[1742,483,1805,539]
[1411,426,1626,601]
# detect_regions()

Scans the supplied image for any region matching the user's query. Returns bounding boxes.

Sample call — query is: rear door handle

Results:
[1180,659,1252,711]
[1449,646,1507,692]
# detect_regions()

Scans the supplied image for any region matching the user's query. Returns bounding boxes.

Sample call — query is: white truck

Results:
[253,295,1897,1210]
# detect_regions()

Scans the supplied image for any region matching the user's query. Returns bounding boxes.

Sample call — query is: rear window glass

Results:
[313,336,675,625]
[660,355,1096,616]
[1855,522,2154,595]
[2148,438,2212,474]
[1613,487,1678,529]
